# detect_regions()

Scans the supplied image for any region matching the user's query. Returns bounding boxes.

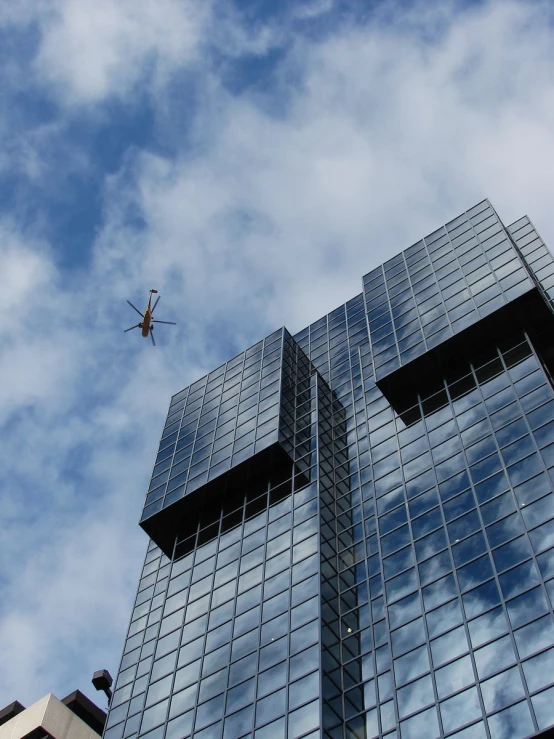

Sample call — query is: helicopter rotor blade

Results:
[152,320,176,325]
[151,296,161,315]
[150,328,156,347]
[127,300,144,318]
[124,324,141,332]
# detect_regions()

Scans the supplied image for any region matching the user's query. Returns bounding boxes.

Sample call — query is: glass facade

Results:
[142,329,288,523]
[105,199,554,739]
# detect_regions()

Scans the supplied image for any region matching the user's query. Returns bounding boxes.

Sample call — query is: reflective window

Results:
[532,685,554,730]
[487,700,534,739]
[112,221,554,739]
[440,686,481,734]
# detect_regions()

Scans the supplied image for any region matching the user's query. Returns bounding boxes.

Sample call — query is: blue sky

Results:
[1,0,554,712]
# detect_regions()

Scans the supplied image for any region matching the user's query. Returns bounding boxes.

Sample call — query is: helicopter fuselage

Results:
[141,307,152,337]
[125,289,173,346]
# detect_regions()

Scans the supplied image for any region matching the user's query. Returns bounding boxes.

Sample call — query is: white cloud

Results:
[0,232,52,315]
[1,0,554,713]
[105,0,554,332]
[2,0,209,105]
[292,0,335,21]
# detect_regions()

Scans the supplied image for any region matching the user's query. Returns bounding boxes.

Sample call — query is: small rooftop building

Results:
[0,691,106,739]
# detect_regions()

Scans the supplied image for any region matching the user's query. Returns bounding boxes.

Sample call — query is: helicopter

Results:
[124,289,176,346]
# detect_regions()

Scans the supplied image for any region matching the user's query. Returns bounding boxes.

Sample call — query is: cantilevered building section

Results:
[104,200,554,739]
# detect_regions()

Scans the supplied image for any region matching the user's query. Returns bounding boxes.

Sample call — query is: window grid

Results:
[106,204,554,739]
[363,201,533,383]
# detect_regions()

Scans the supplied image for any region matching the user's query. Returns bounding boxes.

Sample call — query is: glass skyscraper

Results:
[104,200,554,739]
